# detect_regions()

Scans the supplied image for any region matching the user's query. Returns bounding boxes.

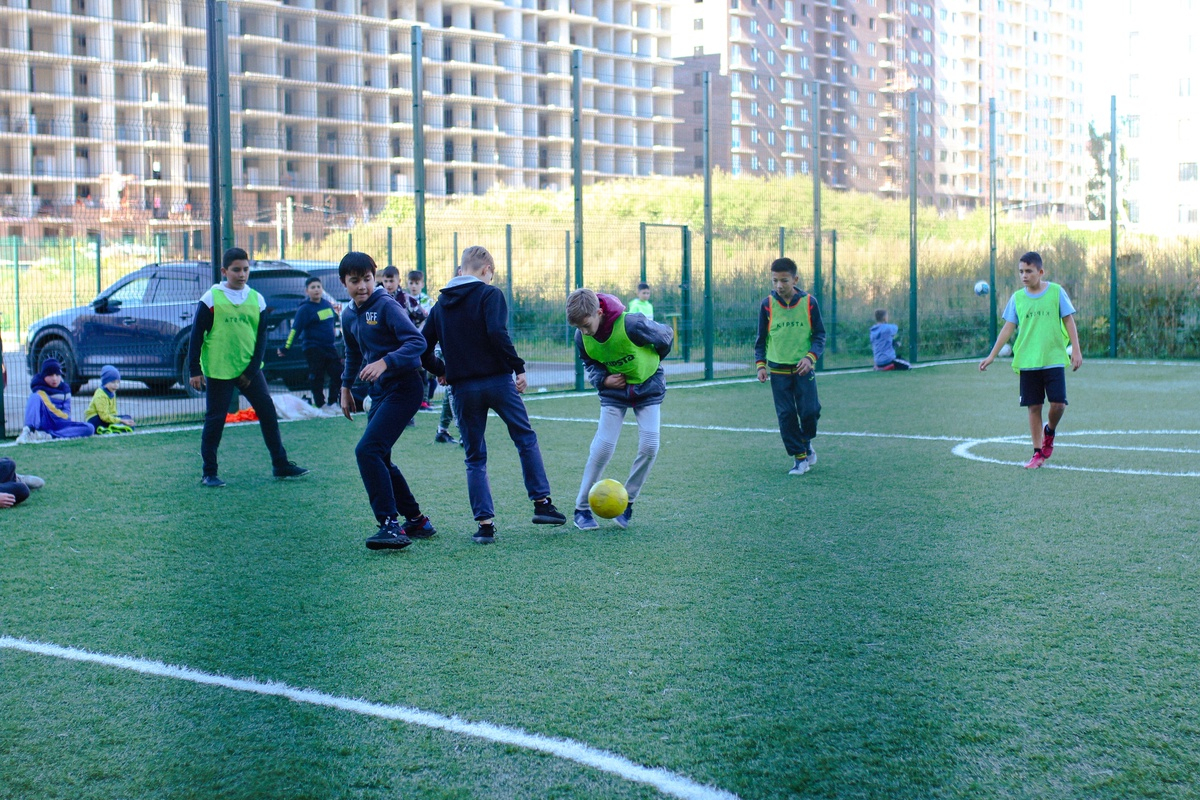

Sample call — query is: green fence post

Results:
[639,221,647,283]
[71,238,78,307]
[572,48,585,392]
[988,97,998,345]
[505,223,513,330]
[387,226,394,268]
[681,225,693,363]
[908,89,919,365]
[348,231,353,253]
[95,232,102,296]
[830,229,838,354]
[703,71,714,380]
[812,80,823,370]
[1110,95,1119,358]
[156,233,163,265]
[412,25,426,276]
[565,230,572,347]
[183,230,190,262]
[778,226,785,258]
[11,238,19,347]
[452,231,458,278]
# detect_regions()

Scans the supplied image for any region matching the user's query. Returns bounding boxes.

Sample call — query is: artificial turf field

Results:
[4,361,1200,799]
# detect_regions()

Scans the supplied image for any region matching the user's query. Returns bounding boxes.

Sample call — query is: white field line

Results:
[0,636,740,800]
[951,435,1200,478]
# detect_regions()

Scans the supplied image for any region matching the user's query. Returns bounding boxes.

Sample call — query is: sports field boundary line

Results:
[0,635,740,800]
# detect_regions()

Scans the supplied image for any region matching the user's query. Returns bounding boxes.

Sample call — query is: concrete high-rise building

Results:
[672,0,1087,215]
[0,0,679,245]
[1115,2,1200,232]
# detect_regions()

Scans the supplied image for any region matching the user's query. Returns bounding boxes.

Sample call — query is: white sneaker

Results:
[806,445,817,466]
[788,458,810,476]
[16,474,45,490]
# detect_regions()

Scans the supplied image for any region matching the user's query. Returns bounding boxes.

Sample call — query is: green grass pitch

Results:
[4,362,1200,799]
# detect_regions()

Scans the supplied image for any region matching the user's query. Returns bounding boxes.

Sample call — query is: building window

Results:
[732,154,742,174]
[1129,158,1140,181]
[694,45,704,55]
[1182,77,1192,97]
[693,100,703,114]
[695,155,704,168]
[1180,162,1198,181]
[694,127,704,142]
[694,17,703,28]
[1127,115,1140,137]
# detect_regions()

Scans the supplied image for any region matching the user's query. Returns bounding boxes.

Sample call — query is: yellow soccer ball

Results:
[588,479,629,519]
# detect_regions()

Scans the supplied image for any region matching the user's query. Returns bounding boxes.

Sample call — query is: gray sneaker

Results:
[574,508,599,530]
[806,445,817,466]
[16,474,44,490]
[788,458,810,476]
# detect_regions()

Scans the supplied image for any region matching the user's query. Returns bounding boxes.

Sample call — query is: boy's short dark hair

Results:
[407,270,424,282]
[770,257,798,276]
[874,308,888,322]
[1020,251,1043,269]
[305,276,322,288]
[637,282,650,291]
[379,265,400,279]
[338,251,378,280]
[222,247,249,269]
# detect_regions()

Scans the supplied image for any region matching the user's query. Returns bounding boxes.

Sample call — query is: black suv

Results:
[26,261,320,396]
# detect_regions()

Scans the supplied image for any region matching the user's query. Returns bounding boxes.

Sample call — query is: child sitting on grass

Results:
[85,365,136,434]
[23,358,93,439]
[870,309,911,371]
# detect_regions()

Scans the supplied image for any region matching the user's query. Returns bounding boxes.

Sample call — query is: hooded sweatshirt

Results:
[340,286,432,394]
[423,275,524,385]
[573,293,674,408]
[25,372,93,438]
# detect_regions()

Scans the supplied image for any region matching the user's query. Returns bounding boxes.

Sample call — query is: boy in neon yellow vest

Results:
[187,248,309,487]
[754,257,826,475]
[566,287,674,529]
[628,282,655,321]
[980,251,1083,469]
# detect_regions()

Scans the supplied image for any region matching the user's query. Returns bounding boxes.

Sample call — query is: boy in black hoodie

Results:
[338,252,438,551]
[423,245,566,544]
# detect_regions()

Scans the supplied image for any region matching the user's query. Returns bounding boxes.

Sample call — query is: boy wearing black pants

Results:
[279,276,343,411]
[422,245,566,544]
[188,248,309,487]
[338,252,439,550]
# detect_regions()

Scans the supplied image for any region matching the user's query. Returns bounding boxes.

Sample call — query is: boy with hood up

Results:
[24,358,93,439]
[422,245,566,544]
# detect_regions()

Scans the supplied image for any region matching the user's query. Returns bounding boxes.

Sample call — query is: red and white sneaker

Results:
[1041,425,1055,458]
[1023,450,1047,469]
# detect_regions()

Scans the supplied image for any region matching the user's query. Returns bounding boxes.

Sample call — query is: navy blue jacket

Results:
[340,287,435,395]
[422,276,524,385]
[285,297,338,351]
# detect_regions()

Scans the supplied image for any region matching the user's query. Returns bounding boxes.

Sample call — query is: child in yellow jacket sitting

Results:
[85,365,136,434]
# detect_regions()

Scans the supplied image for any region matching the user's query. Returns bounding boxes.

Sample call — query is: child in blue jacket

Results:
[24,359,93,439]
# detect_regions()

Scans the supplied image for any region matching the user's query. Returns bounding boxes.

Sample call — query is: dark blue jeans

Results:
[0,458,30,506]
[201,372,288,477]
[305,346,343,407]
[769,371,821,458]
[452,374,551,521]
[355,371,424,523]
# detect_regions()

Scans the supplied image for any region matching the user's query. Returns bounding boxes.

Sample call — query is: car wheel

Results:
[34,337,83,393]
[282,369,310,391]
[143,380,174,395]
[178,350,203,399]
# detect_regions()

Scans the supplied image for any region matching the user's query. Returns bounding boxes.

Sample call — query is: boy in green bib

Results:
[187,248,309,487]
[567,287,674,530]
[755,257,826,475]
[980,251,1083,469]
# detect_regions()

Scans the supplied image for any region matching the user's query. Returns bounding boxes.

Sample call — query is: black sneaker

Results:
[473,523,496,544]
[613,502,634,530]
[403,515,436,539]
[273,461,310,479]
[201,475,226,488]
[366,519,412,550]
[532,499,567,525]
[434,429,459,445]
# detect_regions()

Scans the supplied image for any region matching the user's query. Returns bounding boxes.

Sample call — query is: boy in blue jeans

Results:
[754,257,826,476]
[338,252,439,550]
[422,245,566,543]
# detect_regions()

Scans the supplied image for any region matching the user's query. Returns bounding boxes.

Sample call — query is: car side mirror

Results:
[93,297,120,312]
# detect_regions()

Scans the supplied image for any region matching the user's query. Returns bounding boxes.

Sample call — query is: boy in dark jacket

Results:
[566,288,673,530]
[279,276,343,411]
[338,252,439,550]
[422,245,566,544]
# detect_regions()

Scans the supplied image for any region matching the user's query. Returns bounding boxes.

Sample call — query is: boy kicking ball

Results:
[566,288,673,530]
[979,251,1083,468]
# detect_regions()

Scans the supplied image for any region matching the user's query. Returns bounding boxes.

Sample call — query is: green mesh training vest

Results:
[200,288,261,380]
[582,313,661,384]
[1011,283,1069,373]
[765,294,813,365]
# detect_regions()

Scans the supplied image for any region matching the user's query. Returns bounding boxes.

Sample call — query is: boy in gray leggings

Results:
[566,288,674,530]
